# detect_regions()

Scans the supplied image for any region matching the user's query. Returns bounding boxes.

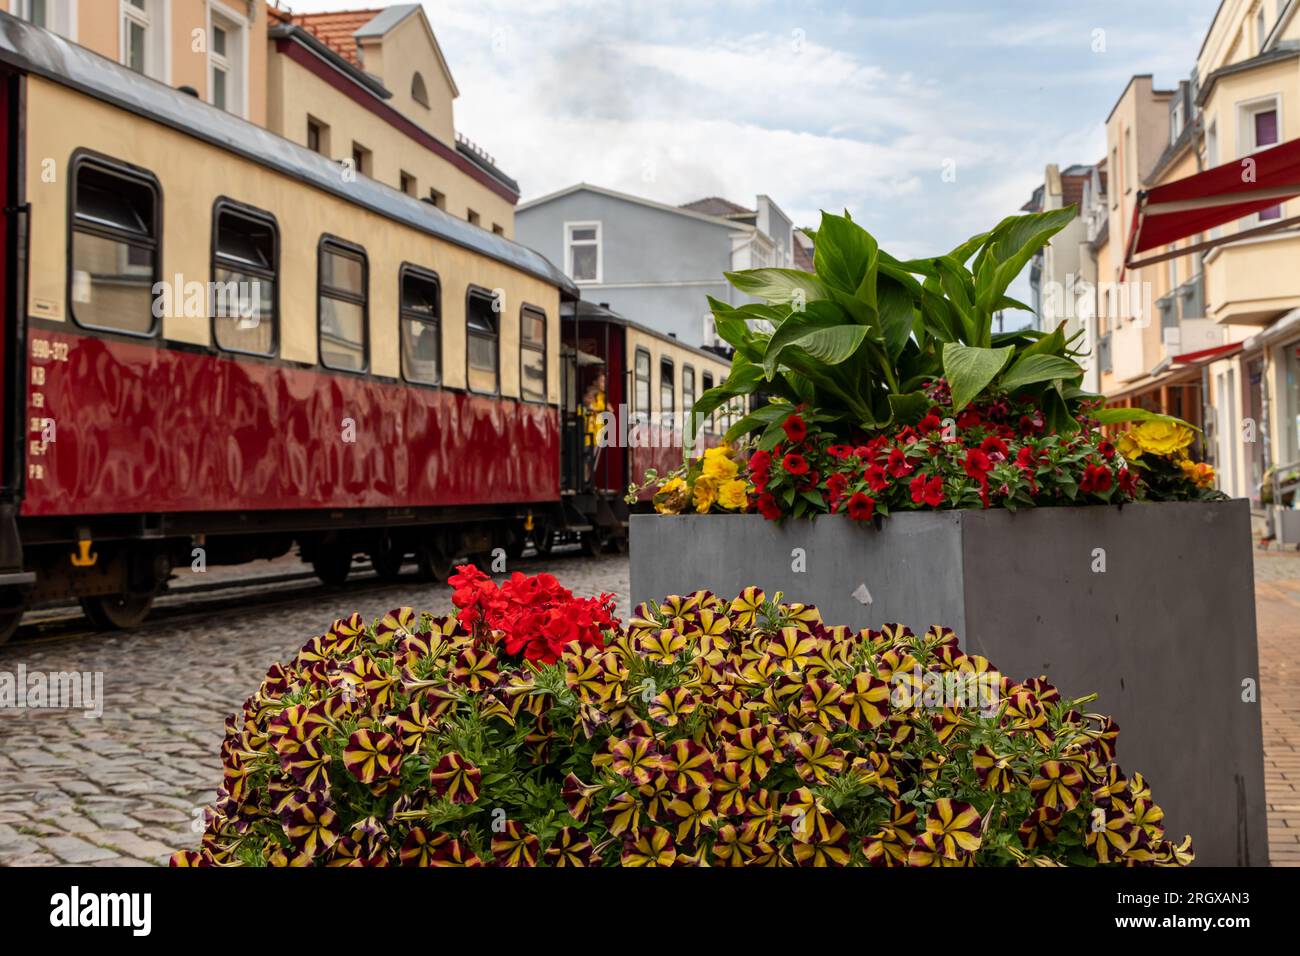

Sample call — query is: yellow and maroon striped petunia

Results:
[637,628,688,664]
[649,687,697,727]
[843,672,891,730]
[561,772,602,822]
[282,801,339,859]
[972,745,1023,793]
[711,761,752,815]
[621,826,676,867]
[729,587,766,627]
[325,613,366,655]
[1085,807,1138,864]
[1031,760,1085,811]
[792,733,846,784]
[374,606,417,645]
[765,626,820,671]
[792,819,850,867]
[280,737,331,791]
[451,647,500,692]
[610,736,663,786]
[491,821,542,867]
[660,739,716,793]
[603,792,642,837]
[667,788,717,844]
[428,752,481,804]
[544,827,596,867]
[342,729,402,785]
[799,678,847,731]
[723,725,776,779]
[925,798,983,859]
[710,823,750,867]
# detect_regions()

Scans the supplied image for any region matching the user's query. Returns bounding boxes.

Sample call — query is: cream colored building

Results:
[7,0,520,235]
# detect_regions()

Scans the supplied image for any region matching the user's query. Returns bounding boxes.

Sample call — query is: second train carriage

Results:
[0,16,734,642]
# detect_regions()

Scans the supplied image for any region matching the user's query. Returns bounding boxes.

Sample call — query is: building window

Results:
[633,348,651,424]
[318,238,367,372]
[123,0,150,74]
[1256,5,1268,51]
[467,209,481,227]
[212,201,276,355]
[659,358,675,429]
[69,155,159,336]
[1124,127,1134,192]
[466,288,500,394]
[399,265,440,386]
[400,171,417,197]
[520,305,547,402]
[307,117,328,154]
[207,5,246,116]
[565,221,601,282]
[427,189,446,210]
[492,223,505,237]
[17,0,71,34]
[411,71,430,108]
[701,371,714,433]
[1243,100,1282,220]
[351,143,371,178]
[682,364,696,431]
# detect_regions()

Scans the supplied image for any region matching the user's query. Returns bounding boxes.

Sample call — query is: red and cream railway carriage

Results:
[0,15,731,642]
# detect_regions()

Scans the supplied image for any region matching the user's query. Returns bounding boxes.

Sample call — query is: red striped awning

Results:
[1124,136,1300,270]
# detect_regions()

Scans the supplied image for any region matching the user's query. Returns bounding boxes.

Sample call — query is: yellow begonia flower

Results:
[1116,433,1141,460]
[1131,420,1193,457]
[717,478,750,510]
[654,477,688,515]
[693,476,719,514]
[702,447,739,482]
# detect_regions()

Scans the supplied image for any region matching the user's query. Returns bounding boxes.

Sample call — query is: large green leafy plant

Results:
[691,207,1100,450]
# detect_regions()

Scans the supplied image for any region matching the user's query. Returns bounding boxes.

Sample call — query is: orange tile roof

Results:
[267,5,384,66]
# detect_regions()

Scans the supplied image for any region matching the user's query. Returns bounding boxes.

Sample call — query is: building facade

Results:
[8,0,520,235]
[516,184,800,348]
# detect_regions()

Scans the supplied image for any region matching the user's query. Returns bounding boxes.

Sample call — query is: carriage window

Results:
[520,306,547,402]
[318,240,367,371]
[70,158,158,336]
[466,289,500,394]
[660,358,675,430]
[683,364,696,418]
[634,349,651,424]
[399,266,440,386]
[707,371,717,434]
[212,203,276,355]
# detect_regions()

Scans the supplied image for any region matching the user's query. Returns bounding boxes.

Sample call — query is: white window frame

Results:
[1237,93,1284,226]
[10,0,77,39]
[207,0,250,119]
[119,0,169,83]
[564,220,602,284]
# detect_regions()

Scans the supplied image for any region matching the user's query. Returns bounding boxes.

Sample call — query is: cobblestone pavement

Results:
[2,546,1299,867]
[0,552,628,866]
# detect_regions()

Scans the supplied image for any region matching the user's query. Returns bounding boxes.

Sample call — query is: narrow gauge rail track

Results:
[5,547,595,649]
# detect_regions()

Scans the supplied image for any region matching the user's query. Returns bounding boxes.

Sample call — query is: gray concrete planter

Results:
[630,500,1266,866]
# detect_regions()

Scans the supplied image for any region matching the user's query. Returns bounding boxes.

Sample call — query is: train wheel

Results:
[80,592,154,631]
[369,546,405,581]
[416,543,453,582]
[532,528,555,557]
[311,549,353,587]
[0,610,22,646]
[581,526,607,556]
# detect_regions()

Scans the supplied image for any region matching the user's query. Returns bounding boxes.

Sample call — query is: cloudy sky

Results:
[285,0,1218,264]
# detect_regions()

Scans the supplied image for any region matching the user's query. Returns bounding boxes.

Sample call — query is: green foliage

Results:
[700,206,1092,449]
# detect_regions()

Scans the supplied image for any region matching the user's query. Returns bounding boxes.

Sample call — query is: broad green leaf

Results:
[724,269,829,305]
[943,342,1014,412]
[887,390,930,426]
[780,325,870,368]
[762,302,850,378]
[999,353,1084,392]
[876,275,915,360]
[1092,407,1197,430]
[723,402,789,444]
[813,211,878,294]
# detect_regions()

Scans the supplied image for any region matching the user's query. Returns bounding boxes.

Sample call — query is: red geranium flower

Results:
[910,473,944,508]
[846,492,875,522]
[782,414,808,444]
[783,453,809,476]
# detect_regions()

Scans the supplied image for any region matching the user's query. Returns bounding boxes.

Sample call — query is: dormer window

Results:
[411,71,430,108]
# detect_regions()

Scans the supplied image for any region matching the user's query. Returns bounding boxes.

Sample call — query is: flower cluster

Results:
[176,576,1191,867]
[648,444,753,515]
[449,565,617,664]
[1117,420,1220,499]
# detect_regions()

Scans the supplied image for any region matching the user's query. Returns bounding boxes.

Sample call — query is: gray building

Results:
[516,184,799,348]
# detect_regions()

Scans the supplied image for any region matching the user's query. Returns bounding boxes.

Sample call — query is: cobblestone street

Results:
[2,547,1299,866]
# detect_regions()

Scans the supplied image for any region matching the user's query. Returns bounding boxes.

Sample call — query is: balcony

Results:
[1157,275,1223,359]
[1204,228,1300,325]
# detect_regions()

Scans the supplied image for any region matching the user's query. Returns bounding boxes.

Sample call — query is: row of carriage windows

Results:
[67,155,547,399]
[631,349,735,435]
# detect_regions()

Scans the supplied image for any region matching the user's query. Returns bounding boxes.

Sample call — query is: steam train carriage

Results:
[0,18,733,643]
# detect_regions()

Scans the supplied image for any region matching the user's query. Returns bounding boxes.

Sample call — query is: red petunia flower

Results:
[917,414,943,434]
[886,448,914,478]
[783,453,809,476]
[826,472,849,511]
[863,464,889,493]
[749,449,772,477]
[846,492,875,522]
[826,444,854,460]
[962,448,993,479]
[782,414,808,444]
[910,473,944,508]
[1080,463,1113,495]
[980,435,1008,460]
